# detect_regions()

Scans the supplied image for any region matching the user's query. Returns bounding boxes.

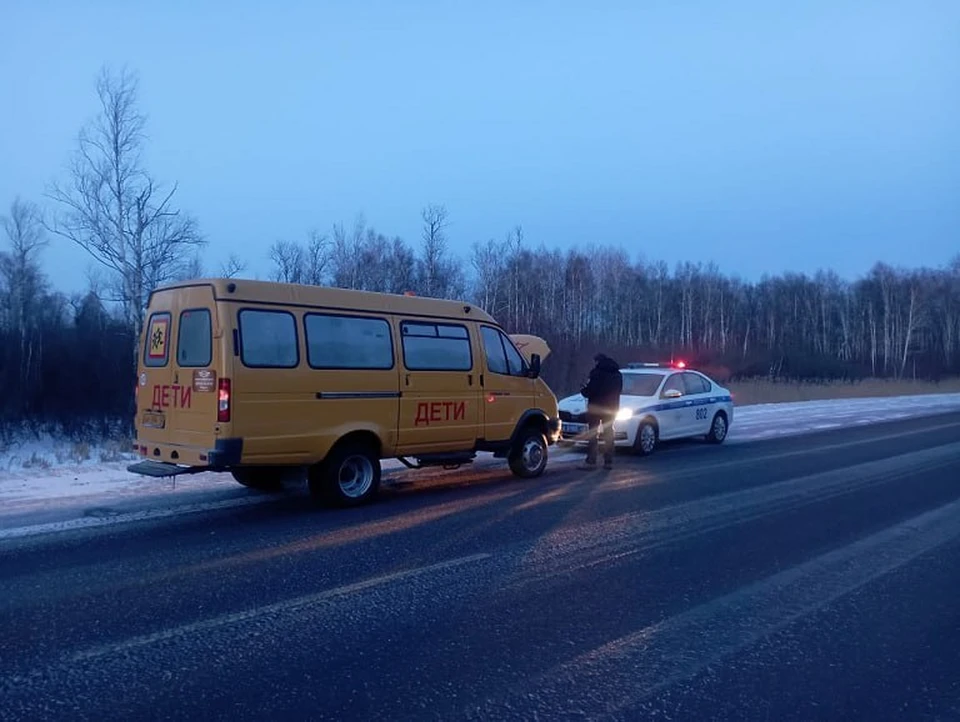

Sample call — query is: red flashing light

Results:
[218,378,232,423]
[675,360,687,369]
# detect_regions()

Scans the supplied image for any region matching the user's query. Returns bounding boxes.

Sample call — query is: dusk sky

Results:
[2,0,958,294]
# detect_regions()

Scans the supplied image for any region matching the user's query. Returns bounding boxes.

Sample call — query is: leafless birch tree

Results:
[1,198,49,412]
[45,66,204,357]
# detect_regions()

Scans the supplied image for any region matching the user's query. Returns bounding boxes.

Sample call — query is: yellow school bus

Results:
[128,278,561,505]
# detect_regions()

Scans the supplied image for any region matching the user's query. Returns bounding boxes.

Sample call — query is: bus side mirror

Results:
[528,353,541,379]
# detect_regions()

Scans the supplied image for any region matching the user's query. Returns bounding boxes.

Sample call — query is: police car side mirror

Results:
[528,353,541,379]
[663,388,682,399]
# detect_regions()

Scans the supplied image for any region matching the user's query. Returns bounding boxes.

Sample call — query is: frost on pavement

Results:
[1,393,959,509]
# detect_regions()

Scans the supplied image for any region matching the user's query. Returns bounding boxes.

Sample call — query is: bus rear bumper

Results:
[128,438,243,476]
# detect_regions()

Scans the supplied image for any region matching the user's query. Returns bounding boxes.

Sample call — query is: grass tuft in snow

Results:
[98,439,131,464]
[21,452,52,470]
[53,442,92,465]
[0,421,137,476]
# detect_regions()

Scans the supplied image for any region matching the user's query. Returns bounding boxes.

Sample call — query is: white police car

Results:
[557,362,734,455]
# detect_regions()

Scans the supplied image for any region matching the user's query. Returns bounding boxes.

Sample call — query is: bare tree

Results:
[329,215,367,289]
[384,235,417,294]
[303,230,331,285]
[0,198,49,413]
[269,240,305,283]
[219,253,248,279]
[178,253,204,281]
[418,204,458,298]
[268,231,331,285]
[470,238,507,314]
[45,66,204,357]
[83,266,109,302]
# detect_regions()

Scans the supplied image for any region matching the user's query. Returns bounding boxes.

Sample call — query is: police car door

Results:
[682,371,714,434]
[658,372,691,439]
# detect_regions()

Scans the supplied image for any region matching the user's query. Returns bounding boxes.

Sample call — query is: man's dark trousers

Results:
[586,410,615,467]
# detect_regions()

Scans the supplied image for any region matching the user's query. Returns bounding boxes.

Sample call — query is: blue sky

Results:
[2,0,958,293]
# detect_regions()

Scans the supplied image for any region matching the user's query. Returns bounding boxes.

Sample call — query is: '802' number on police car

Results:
[695,407,709,420]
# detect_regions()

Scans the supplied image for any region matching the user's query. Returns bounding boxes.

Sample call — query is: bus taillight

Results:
[218,378,232,423]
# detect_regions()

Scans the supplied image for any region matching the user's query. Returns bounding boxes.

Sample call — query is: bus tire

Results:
[508,427,549,479]
[309,441,381,507]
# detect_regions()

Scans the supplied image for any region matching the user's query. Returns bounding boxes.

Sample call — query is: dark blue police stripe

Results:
[560,395,732,424]
[633,394,733,414]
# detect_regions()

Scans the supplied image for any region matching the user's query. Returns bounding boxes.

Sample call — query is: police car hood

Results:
[509,334,551,362]
[558,392,652,412]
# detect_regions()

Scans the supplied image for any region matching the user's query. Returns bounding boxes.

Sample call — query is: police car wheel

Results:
[706,412,728,444]
[633,421,658,456]
[509,428,549,478]
[309,442,381,507]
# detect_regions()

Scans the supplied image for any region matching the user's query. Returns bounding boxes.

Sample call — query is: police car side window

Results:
[682,372,710,395]
[480,326,508,374]
[663,374,684,395]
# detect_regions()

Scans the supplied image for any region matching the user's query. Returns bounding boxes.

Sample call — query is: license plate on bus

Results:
[142,411,166,429]
[562,422,586,435]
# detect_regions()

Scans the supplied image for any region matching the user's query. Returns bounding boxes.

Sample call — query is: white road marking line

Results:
[507,440,960,587]
[703,419,960,471]
[68,552,491,663]
[470,497,960,719]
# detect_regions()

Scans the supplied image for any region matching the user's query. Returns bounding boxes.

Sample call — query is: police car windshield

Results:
[622,373,663,397]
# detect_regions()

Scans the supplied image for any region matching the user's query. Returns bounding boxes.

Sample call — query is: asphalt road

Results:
[2,412,960,721]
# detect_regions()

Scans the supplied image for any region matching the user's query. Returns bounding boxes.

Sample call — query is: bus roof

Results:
[152,278,498,324]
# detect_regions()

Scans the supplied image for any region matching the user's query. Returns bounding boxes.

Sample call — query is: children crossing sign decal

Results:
[148,316,169,359]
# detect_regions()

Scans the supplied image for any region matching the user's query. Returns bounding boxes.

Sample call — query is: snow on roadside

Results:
[727,392,960,442]
[1,392,959,507]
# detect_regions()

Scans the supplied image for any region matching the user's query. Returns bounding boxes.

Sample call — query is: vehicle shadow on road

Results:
[139,456,667,592]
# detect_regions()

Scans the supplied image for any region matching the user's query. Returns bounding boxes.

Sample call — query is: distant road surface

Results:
[2,412,959,721]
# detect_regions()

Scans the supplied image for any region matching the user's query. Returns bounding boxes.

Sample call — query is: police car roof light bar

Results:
[626,361,688,369]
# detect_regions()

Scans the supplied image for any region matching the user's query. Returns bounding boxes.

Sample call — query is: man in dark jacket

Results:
[578,353,623,469]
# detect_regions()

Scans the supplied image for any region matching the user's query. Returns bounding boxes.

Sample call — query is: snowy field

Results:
[1,392,959,538]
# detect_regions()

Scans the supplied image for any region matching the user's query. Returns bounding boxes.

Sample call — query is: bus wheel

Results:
[509,427,548,479]
[231,468,283,491]
[309,442,381,507]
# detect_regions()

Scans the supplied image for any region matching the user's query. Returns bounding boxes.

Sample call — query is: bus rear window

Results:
[177,309,212,367]
[144,312,171,367]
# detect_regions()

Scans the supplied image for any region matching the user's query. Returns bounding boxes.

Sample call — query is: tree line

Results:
[2,65,959,438]
[262,223,960,396]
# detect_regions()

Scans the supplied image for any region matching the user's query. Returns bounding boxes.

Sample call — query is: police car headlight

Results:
[615,408,634,422]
